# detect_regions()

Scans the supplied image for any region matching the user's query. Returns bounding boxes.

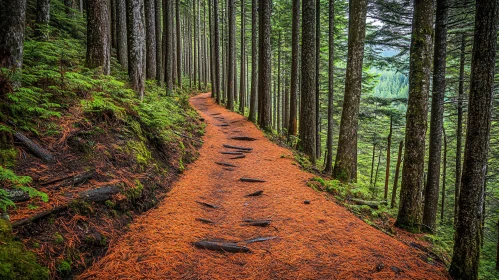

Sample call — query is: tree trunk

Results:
[315,0,321,159]
[196,0,201,90]
[288,0,299,136]
[391,141,404,208]
[332,0,367,182]
[176,0,182,87]
[213,0,221,103]
[384,116,392,201]
[111,0,117,48]
[449,1,499,278]
[248,0,258,121]
[144,0,156,79]
[370,143,376,188]
[239,0,246,114]
[277,31,281,132]
[299,0,317,164]
[373,147,382,198]
[126,0,145,99]
[35,0,51,40]
[441,129,447,222]
[116,0,128,70]
[257,0,272,130]
[203,1,208,90]
[165,0,173,92]
[395,0,434,232]
[324,0,335,174]
[171,0,177,88]
[423,0,448,232]
[454,33,466,228]
[155,0,162,82]
[86,0,111,75]
[226,0,235,110]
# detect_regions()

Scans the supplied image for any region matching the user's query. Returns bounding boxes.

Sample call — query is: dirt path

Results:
[79,93,447,279]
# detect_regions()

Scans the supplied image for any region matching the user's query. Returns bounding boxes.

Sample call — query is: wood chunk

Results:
[196,201,219,209]
[240,178,266,183]
[13,131,54,162]
[349,198,387,209]
[194,240,251,253]
[236,149,252,153]
[230,155,246,159]
[244,190,264,197]
[223,167,235,171]
[5,189,30,202]
[231,136,257,141]
[196,218,215,224]
[210,113,221,115]
[215,124,229,127]
[220,151,244,155]
[242,219,271,227]
[78,185,121,202]
[41,169,96,187]
[223,144,253,151]
[215,162,237,167]
[12,205,68,228]
[243,236,278,244]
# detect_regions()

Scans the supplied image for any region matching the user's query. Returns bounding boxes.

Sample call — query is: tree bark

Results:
[391,141,403,208]
[86,0,111,75]
[155,0,162,82]
[213,0,221,103]
[35,0,51,40]
[239,0,246,114]
[332,0,368,182]
[277,31,281,132]
[423,0,448,232]
[315,0,321,159]
[116,0,128,70]
[176,0,182,87]
[226,0,235,110]
[257,0,272,130]
[165,0,173,92]
[288,0,300,136]
[144,0,156,79]
[395,0,434,232]
[449,0,499,278]
[384,116,392,201]
[441,129,447,222]
[299,0,317,164]
[126,0,146,99]
[248,0,258,121]
[324,0,335,174]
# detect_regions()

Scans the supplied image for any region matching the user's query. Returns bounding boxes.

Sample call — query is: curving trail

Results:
[79,93,447,280]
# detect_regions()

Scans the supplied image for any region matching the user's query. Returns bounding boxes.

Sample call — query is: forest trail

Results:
[79,93,447,280]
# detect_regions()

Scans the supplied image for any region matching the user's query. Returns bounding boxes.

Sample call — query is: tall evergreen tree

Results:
[116,0,128,70]
[35,0,51,40]
[324,0,335,174]
[144,0,156,79]
[257,0,272,130]
[226,0,235,110]
[86,0,111,75]
[248,0,258,121]
[126,0,145,99]
[288,0,299,136]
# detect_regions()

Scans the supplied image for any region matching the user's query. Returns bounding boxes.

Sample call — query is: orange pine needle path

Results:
[78,93,448,280]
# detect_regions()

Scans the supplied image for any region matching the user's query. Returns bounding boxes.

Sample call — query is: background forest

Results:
[0,0,498,279]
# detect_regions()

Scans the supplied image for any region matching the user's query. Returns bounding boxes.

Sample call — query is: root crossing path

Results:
[80,93,447,279]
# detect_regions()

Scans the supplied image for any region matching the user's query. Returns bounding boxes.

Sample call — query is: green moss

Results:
[53,232,64,244]
[56,260,71,275]
[125,140,153,168]
[124,180,144,201]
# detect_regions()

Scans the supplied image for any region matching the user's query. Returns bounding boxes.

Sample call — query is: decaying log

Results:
[215,162,237,167]
[41,169,96,187]
[236,149,252,153]
[220,151,244,155]
[244,190,264,197]
[223,168,235,171]
[215,124,229,127]
[243,236,278,244]
[231,136,257,141]
[5,189,30,202]
[194,240,251,253]
[78,185,121,202]
[13,131,54,162]
[211,113,221,115]
[12,205,68,228]
[196,201,219,209]
[242,219,271,227]
[223,144,253,151]
[230,155,246,159]
[240,178,266,183]
[348,198,388,210]
[196,218,215,224]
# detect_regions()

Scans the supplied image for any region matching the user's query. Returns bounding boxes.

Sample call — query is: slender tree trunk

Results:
[315,0,321,159]
[257,0,272,130]
[332,0,368,182]
[176,0,182,87]
[454,33,466,228]
[373,147,382,198]
[277,31,282,132]
[441,129,447,222]
[209,0,215,97]
[203,0,208,89]
[111,0,117,48]
[384,116,392,200]
[395,0,434,232]
[197,0,201,90]
[193,0,197,90]
[423,0,449,232]
[171,0,177,88]
[226,0,235,110]
[299,0,317,164]
[35,0,51,40]
[86,0,111,75]
[449,0,499,278]
[116,0,128,70]
[370,143,376,188]
[213,0,221,103]
[288,0,299,136]
[126,0,145,99]
[248,0,258,121]
[155,0,162,82]
[0,0,26,84]
[391,141,404,208]
[239,0,246,114]
[165,0,173,92]
[144,0,156,79]
[324,0,335,174]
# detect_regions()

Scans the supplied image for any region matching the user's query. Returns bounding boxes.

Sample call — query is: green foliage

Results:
[0,167,48,212]
[53,232,64,244]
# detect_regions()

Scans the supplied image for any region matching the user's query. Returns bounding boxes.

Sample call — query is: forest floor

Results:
[78,93,449,279]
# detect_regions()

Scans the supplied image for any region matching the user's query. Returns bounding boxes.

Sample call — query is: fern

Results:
[0,166,48,212]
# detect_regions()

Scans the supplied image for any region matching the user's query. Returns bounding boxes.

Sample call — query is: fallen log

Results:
[12,205,68,228]
[215,162,237,167]
[196,218,215,224]
[223,167,235,171]
[13,131,54,162]
[41,169,96,187]
[78,185,121,202]
[348,198,388,210]
[231,136,257,141]
[196,201,219,209]
[223,144,253,151]
[236,149,252,153]
[215,124,229,127]
[244,190,264,197]
[5,189,30,202]
[194,240,250,253]
[230,155,246,159]
[240,178,266,183]
[243,236,278,244]
[220,151,244,155]
[242,219,271,227]
[210,113,221,115]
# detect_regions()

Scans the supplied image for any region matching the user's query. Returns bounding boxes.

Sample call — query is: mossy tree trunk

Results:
[288,0,299,136]
[332,0,367,182]
[155,0,162,82]
[144,0,156,80]
[86,0,111,75]
[0,0,26,87]
[257,0,272,131]
[324,0,335,174]
[449,0,499,278]
[176,0,182,87]
[248,0,258,121]
[395,0,434,232]
[116,0,128,70]
[226,0,235,111]
[35,0,51,40]
[126,0,145,99]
